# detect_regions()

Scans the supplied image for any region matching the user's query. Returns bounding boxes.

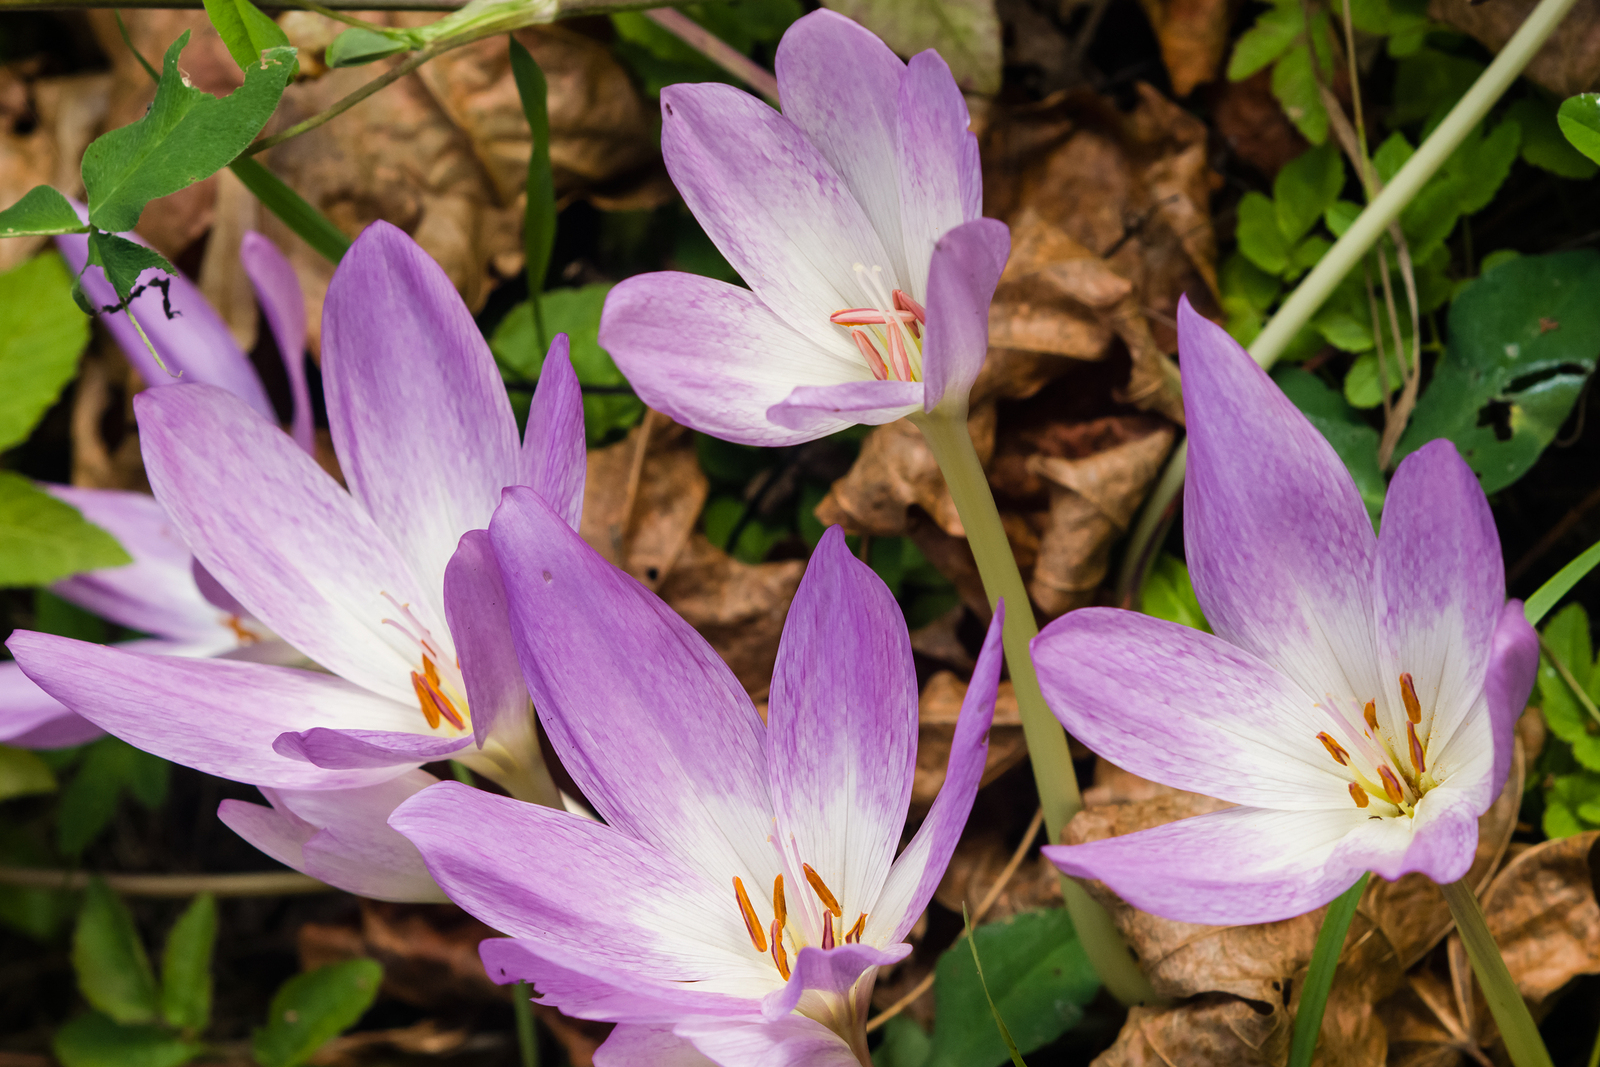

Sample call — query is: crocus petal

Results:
[48,486,223,642]
[240,231,313,455]
[137,383,433,704]
[272,727,470,769]
[602,272,865,447]
[896,50,982,300]
[321,221,521,611]
[444,529,529,749]
[390,782,776,997]
[767,526,916,929]
[871,604,1003,943]
[659,81,900,350]
[1178,297,1382,706]
[8,632,418,789]
[487,487,777,885]
[760,942,907,1021]
[1044,805,1373,926]
[0,661,104,747]
[1329,779,1482,886]
[480,940,751,1023]
[521,336,586,531]
[56,231,275,419]
[772,9,909,286]
[595,1025,719,1067]
[190,559,248,616]
[282,771,450,902]
[1032,608,1352,809]
[1373,440,1505,762]
[217,797,312,872]
[1484,599,1539,800]
[767,381,924,434]
[675,1015,864,1067]
[917,218,1009,414]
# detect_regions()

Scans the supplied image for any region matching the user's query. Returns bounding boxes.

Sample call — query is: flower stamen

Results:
[1406,720,1427,776]
[770,920,791,980]
[803,863,843,917]
[850,328,890,381]
[733,877,768,953]
[1363,700,1379,732]
[773,874,787,931]
[1348,782,1370,808]
[1400,673,1422,724]
[411,669,465,730]
[1315,731,1351,766]
[845,913,866,944]
[1377,765,1406,805]
[821,916,835,950]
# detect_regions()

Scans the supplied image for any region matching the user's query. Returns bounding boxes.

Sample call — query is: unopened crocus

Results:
[391,508,1004,1067]
[11,221,585,809]
[1031,299,1540,926]
[598,9,1009,446]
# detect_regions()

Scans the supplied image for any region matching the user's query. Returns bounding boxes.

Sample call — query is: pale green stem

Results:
[1439,879,1553,1067]
[513,981,540,1067]
[914,408,1157,1007]
[1114,0,1580,601]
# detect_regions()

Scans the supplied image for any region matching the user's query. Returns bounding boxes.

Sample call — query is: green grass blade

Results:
[962,904,1029,1067]
[1525,538,1600,626]
[1287,873,1369,1067]
[509,36,556,352]
[228,158,350,264]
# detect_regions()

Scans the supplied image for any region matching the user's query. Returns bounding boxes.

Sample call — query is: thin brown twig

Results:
[616,408,658,564]
[864,807,1046,1033]
[0,867,331,897]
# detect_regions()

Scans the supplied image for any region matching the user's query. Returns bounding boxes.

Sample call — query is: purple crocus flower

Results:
[10,222,585,809]
[0,229,312,749]
[390,506,1004,1067]
[1031,299,1540,926]
[598,9,1010,446]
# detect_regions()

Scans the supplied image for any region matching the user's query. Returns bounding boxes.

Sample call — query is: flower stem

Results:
[1439,878,1554,1067]
[915,409,1157,1006]
[513,981,540,1067]
[1287,872,1369,1067]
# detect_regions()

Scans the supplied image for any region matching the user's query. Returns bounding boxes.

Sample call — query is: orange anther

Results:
[1377,765,1405,805]
[851,329,889,381]
[733,877,767,953]
[225,615,259,645]
[772,874,786,932]
[1315,731,1351,766]
[413,670,465,730]
[770,920,791,980]
[1400,673,1422,724]
[885,320,912,381]
[1407,721,1427,776]
[846,913,866,944]
[803,864,843,917]
[892,289,926,326]
[1363,700,1379,732]
[424,656,441,689]
[411,672,442,730]
[1348,782,1369,808]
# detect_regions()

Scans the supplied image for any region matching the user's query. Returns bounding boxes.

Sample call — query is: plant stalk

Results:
[513,981,540,1067]
[1287,873,1369,1067]
[915,409,1157,1007]
[1440,878,1553,1067]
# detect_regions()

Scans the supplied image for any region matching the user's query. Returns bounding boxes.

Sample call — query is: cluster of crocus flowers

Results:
[392,510,1005,1066]
[1032,299,1541,925]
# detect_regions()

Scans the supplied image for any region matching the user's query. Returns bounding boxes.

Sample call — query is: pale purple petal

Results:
[444,529,529,749]
[917,218,1009,414]
[601,272,865,447]
[136,383,434,704]
[1031,608,1352,808]
[480,940,751,1023]
[389,782,775,997]
[272,727,471,769]
[675,1015,864,1067]
[897,50,982,302]
[56,231,274,419]
[1484,600,1538,800]
[8,632,419,788]
[760,942,907,1021]
[1337,779,1482,885]
[0,660,103,747]
[773,9,909,285]
[190,560,247,616]
[487,487,776,885]
[1178,297,1383,709]
[1373,440,1506,770]
[594,1025,719,1067]
[871,604,1003,942]
[659,81,900,348]
[520,335,586,531]
[767,526,916,929]
[1044,805,1372,925]
[767,381,923,434]
[280,770,449,902]
[321,221,521,613]
[217,796,311,872]
[240,231,313,455]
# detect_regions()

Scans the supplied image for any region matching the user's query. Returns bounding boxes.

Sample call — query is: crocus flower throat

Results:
[731,833,869,982]
[381,593,468,732]
[1316,670,1439,815]
[829,266,927,382]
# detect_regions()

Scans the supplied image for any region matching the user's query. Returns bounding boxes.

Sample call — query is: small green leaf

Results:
[82,33,296,234]
[925,910,1098,1067]
[1235,191,1292,275]
[0,473,130,588]
[0,185,90,237]
[1274,143,1344,244]
[251,959,383,1067]
[58,737,170,857]
[1342,351,1398,410]
[0,251,90,451]
[1390,47,1483,128]
[1274,366,1385,519]
[1372,132,1414,183]
[54,1012,203,1067]
[1312,307,1373,353]
[74,878,160,1025]
[510,38,556,346]
[1508,96,1598,179]
[1227,0,1301,80]
[85,231,177,309]
[1271,43,1328,144]
[1544,772,1600,838]
[324,27,409,68]
[1324,199,1361,237]
[0,745,57,801]
[228,159,349,265]
[821,0,1000,93]
[202,0,294,73]
[872,1014,932,1067]
[1557,93,1600,165]
[161,894,217,1033]
[1139,554,1211,632]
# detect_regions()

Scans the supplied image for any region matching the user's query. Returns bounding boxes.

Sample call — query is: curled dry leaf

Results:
[1481,828,1600,1004]
[1428,0,1600,98]
[0,62,110,271]
[580,414,708,590]
[914,671,1022,807]
[1093,996,1288,1067]
[1135,0,1233,97]
[1210,68,1308,179]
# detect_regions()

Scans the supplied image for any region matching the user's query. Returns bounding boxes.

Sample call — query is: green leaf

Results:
[1526,539,1600,626]
[1274,143,1344,244]
[1313,307,1373,353]
[161,894,216,1033]
[510,38,556,349]
[820,0,1001,93]
[1139,554,1210,632]
[82,33,296,234]
[227,159,349,265]
[1537,604,1600,771]
[1390,47,1483,128]
[54,1012,203,1067]
[1396,249,1600,494]
[202,0,294,73]
[0,251,90,450]
[873,1015,932,1067]
[1508,96,1598,179]
[1287,873,1369,1067]
[1274,366,1385,519]
[1372,131,1414,183]
[1324,199,1361,237]
[1271,43,1328,144]
[1286,234,1332,276]
[0,744,57,801]
[251,959,383,1067]
[1342,351,1399,410]
[58,737,170,857]
[1544,772,1600,838]
[1557,93,1600,165]
[84,231,177,309]
[1236,191,1292,275]
[324,27,409,68]
[926,909,1099,1067]
[1227,1,1301,80]
[74,878,160,1025]
[0,473,131,588]
[0,185,91,237]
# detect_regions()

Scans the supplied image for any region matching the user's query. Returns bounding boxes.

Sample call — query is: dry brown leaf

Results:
[0,65,110,271]
[1093,996,1288,1067]
[580,414,707,590]
[934,835,1061,923]
[1482,829,1600,1004]
[907,605,976,671]
[71,342,146,492]
[1210,68,1308,179]
[196,165,262,352]
[1136,0,1232,96]
[1428,0,1600,97]
[913,672,1022,806]
[308,1020,472,1066]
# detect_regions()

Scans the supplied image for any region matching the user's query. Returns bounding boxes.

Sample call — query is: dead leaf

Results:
[914,671,1023,806]
[908,605,976,671]
[1135,0,1232,96]
[0,65,111,271]
[1428,0,1600,98]
[823,0,1003,94]
[1482,829,1600,1004]
[1210,68,1309,179]
[196,166,261,352]
[308,1020,472,1066]
[1092,996,1288,1067]
[71,342,146,492]
[580,414,707,590]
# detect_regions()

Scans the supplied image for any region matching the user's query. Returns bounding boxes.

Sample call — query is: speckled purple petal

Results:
[241,231,313,454]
